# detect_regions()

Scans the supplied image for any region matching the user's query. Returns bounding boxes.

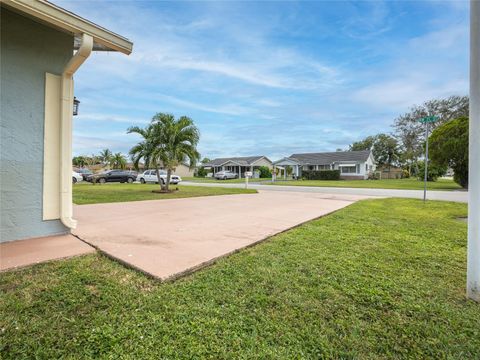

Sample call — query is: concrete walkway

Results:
[181,181,468,203]
[73,191,371,280]
[0,234,95,271]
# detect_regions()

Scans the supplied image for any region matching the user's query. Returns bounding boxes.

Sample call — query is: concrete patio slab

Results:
[73,190,372,280]
[0,234,95,271]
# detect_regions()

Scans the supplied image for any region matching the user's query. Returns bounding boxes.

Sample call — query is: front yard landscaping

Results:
[271,177,462,191]
[1,198,478,358]
[73,183,257,205]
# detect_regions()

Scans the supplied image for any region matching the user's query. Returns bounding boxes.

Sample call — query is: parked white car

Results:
[136,170,182,184]
[72,171,83,184]
[214,170,238,180]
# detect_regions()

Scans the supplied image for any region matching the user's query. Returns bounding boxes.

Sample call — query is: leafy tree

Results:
[393,95,468,173]
[374,134,401,169]
[73,156,87,167]
[417,160,447,182]
[99,149,113,168]
[88,154,101,166]
[258,166,272,178]
[349,135,376,151]
[128,113,200,192]
[349,133,400,169]
[429,116,469,188]
[110,153,127,170]
[196,167,208,177]
[194,158,211,177]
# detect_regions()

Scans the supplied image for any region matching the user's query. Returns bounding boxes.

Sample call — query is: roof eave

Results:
[2,0,133,55]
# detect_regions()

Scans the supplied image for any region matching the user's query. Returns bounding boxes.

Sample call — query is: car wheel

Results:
[99,178,106,184]
[140,178,146,184]
[127,177,134,184]
[161,179,165,185]
[72,177,77,184]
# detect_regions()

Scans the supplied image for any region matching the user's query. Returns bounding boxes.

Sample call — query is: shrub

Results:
[402,169,410,178]
[258,166,272,178]
[417,161,447,182]
[196,166,208,177]
[302,170,340,180]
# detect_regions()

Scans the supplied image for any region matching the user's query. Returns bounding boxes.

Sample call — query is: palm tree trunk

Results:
[166,168,172,191]
[155,167,165,191]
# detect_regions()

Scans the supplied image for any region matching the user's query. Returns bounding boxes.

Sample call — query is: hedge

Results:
[302,170,340,180]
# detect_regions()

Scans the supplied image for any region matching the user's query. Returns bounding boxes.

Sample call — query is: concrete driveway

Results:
[73,190,371,280]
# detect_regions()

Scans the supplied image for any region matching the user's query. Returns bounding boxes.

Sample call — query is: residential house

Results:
[1,0,133,242]
[274,150,376,180]
[203,156,273,178]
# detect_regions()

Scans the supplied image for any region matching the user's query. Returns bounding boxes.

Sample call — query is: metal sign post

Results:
[419,115,439,202]
[245,171,253,189]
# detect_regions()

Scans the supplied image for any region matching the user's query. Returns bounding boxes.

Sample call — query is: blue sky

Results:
[59,0,469,161]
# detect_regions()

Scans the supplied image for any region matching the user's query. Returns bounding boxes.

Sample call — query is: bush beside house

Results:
[258,166,272,178]
[302,170,341,180]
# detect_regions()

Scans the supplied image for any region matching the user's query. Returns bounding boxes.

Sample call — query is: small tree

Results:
[110,153,127,169]
[99,149,112,169]
[195,157,211,177]
[258,166,272,178]
[73,156,87,167]
[128,113,200,192]
[349,133,401,170]
[417,160,447,182]
[429,116,469,188]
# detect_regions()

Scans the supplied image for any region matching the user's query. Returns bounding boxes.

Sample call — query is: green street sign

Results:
[419,115,439,123]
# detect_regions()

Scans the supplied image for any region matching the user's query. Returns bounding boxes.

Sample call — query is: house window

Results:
[341,166,357,174]
[365,164,368,172]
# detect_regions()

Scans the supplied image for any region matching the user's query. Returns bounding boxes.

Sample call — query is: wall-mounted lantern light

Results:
[73,97,80,116]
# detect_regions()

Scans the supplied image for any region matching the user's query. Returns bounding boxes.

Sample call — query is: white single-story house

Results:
[273,150,376,180]
[1,0,132,242]
[203,156,273,178]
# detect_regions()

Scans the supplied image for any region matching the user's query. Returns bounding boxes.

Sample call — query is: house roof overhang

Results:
[273,157,301,166]
[1,0,133,54]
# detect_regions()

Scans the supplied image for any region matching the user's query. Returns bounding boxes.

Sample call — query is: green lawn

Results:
[271,177,462,191]
[1,198,478,359]
[73,183,257,205]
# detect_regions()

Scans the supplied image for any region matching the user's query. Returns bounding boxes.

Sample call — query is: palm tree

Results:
[152,113,200,191]
[128,123,165,188]
[72,156,87,167]
[99,149,112,168]
[110,153,127,169]
[128,113,200,192]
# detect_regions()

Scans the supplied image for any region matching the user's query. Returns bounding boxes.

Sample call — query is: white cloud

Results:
[154,94,251,116]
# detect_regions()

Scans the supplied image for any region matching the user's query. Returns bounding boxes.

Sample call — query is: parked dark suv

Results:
[87,170,138,184]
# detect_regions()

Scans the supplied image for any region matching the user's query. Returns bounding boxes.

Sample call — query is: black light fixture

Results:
[73,97,80,116]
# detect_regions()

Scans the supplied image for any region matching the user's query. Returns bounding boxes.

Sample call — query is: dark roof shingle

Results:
[204,156,268,167]
[289,150,372,165]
